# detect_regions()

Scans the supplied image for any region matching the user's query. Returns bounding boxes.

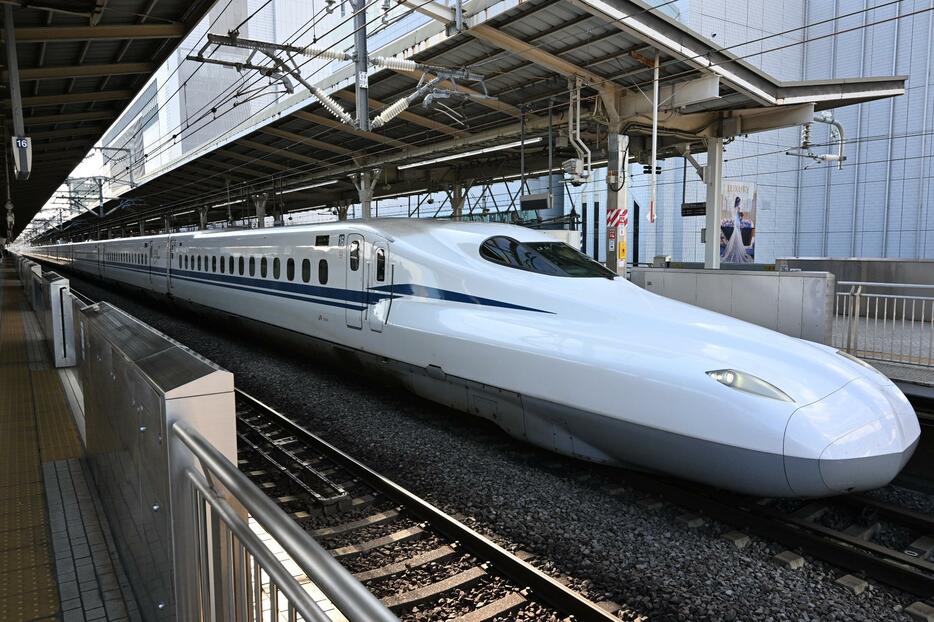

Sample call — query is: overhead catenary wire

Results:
[37,0,932,238]
[100,85,932,227]
[122,0,928,196]
[103,0,681,187]
[104,0,338,165]
[108,0,404,179]
[105,0,445,188]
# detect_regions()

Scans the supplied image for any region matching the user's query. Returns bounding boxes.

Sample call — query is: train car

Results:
[26,219,921,497]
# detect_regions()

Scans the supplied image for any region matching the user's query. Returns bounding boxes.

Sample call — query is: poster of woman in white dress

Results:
[719,181,756,263]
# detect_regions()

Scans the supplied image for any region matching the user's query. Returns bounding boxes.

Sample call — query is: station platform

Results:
[0,260,141,622]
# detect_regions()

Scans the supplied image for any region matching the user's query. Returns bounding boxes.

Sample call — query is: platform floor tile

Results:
[1,262,140,621]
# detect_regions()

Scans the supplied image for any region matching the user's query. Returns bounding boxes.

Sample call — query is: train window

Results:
[318,259,328,284]
[301,258,311,283]
[249,256,256,276]
[178,255,182,269]
[212,256,217,272]
[220,256,226,273]
[261,257,268,278]
[315,235,329,247]
[184,255,189,269]
[349,240,360,271]
[204,255,208,270]
[286,258,295,281]
[273,257,281,279]
[376,248,386,281]
[197,255,202,271]
[238,256,244,275]
[228,256,234,274]
[479,236,616,279]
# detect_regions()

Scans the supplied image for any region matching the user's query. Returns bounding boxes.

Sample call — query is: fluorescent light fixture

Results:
[175,209,195,216]
[398,137,543,170]
[281,180,339,195]
[213,199,245,208]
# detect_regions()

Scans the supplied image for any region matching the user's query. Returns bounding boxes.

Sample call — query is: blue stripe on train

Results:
[96,260,549,314]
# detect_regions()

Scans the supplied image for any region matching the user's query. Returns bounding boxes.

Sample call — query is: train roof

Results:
[33,219,560,246]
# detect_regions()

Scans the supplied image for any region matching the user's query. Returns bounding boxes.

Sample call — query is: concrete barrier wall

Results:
[776,258,934,291]
[630,267,835,344]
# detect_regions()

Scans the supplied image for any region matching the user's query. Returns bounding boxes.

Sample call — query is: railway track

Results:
[593,466,934,601]
[898,402,934,492]
[68,283,934,611]
[235,390,620,621]
[66,285,620,619]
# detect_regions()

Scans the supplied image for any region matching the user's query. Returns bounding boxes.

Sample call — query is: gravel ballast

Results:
[67,276,924,621]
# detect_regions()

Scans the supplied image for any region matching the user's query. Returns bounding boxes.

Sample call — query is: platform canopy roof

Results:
[1,0,216,240]
[34,0,906,241]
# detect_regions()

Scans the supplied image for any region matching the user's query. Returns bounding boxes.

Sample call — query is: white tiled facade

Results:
[629,0,934,263]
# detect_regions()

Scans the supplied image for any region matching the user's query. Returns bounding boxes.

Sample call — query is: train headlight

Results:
[836,350,885,377]
[706,369,793,402]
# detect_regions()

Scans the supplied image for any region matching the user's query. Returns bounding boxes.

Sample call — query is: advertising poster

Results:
[720,181,757,263]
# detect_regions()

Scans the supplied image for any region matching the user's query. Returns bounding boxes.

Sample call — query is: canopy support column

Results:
[704,137,723,270]
[605,132,628,273]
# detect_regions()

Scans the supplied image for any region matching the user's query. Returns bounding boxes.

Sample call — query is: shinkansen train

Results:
[25,219,920,497]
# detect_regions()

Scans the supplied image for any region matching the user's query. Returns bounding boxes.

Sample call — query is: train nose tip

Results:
[783,377,921,496]
[817,420,918,494]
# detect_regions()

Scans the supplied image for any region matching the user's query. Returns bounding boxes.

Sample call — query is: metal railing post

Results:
[172,420,397,622]
[846,285,862,353]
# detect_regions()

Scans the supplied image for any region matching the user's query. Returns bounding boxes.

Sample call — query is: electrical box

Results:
[519,192,551,211]
[11,136,31,181]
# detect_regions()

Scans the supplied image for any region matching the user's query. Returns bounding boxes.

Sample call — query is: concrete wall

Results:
[630,266,836,344]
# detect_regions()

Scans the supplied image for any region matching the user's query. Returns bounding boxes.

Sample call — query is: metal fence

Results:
[173,420,397,622]
[833,281,934,368]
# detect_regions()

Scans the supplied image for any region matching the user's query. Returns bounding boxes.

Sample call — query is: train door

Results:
[345,233,364,329]
[167,238,176,292]
[143,241,152,286]
[368,241,388,332]
[96,242,103,277]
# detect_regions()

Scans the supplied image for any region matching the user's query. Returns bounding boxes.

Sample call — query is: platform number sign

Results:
[11,136,31,181]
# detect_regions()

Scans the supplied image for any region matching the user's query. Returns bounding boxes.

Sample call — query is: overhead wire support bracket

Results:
[191,31,490,132]
[195,33,355,126]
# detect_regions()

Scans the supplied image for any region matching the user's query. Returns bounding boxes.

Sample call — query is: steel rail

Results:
[235,389,620,622]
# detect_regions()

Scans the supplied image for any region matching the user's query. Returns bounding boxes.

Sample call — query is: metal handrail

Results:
[185,469,331,622]
[834,282,934,368]
[172,420,397,622]
[838,281,934,290]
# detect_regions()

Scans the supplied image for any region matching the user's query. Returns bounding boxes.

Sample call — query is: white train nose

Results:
[783,377,920,496]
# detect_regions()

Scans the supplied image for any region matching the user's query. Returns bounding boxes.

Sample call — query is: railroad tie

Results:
[312,508,401,539]
[380,566,487,611]
[329,525,424,558]
[451,591,527,622]
[354,545,457,582]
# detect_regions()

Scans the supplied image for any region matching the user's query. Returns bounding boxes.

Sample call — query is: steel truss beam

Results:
[3,23,186,42]
[3,61,155,81]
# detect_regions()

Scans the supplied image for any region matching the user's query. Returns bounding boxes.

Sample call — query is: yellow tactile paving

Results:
[0,263,65,622]
[32,374,83,462]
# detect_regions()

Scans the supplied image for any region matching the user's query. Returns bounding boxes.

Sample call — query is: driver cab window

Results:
[479,236,615,279]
